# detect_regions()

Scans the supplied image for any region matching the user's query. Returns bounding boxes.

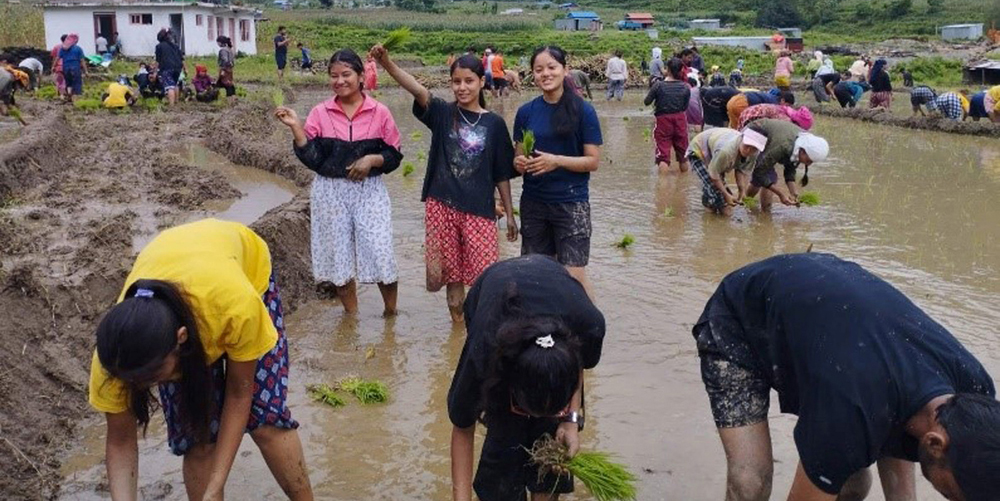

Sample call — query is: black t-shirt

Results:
[701,87,739,126]
[274,34,287,57]
[447,255,606,429]
[694,253,995,494]
[644,80,691,116]
[154,41,183,72]
[414,97,517,219]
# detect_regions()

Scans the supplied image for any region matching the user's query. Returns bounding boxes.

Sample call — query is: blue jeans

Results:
[607,79,625,100]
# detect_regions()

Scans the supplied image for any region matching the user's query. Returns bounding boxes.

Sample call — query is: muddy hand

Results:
[274,106,299,127]
[525,151,558,175]
[555,422,580,458]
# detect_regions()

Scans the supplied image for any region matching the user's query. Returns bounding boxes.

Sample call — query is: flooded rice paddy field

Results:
[59,90,1000,500]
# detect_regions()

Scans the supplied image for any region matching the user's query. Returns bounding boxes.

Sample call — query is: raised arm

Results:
[371,44,431,109]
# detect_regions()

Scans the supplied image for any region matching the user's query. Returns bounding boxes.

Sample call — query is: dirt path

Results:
[0,98,314,500]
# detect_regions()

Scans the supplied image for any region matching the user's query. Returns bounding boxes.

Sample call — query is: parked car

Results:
[617,20,643,30]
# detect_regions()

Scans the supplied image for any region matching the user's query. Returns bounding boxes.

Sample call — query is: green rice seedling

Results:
[35,85,59,100]
[662,207,674,218]
[381,26,412,51]
[236,87,248,98]
[410,130,423,141]
[528,434,638,501]
[402,162,415,176]
[642,127,651,143]
[338,376,389,404]
[138,98,163,113]
[521,129,536,157]
[512,206,520,216]
[272,87,285,107]
[799,192,820,206]
[7,107,26,126]
[614,234,635,249]
[417,151,426,162]
[742,197,759,210]
[622,116,630,121]
[306,384,346,408]
[72,98,102,112]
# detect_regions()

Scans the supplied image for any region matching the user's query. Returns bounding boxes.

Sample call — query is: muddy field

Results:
[2,87,999,500]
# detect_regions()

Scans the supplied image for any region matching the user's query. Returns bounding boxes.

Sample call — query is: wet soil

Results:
[3,87,999,500]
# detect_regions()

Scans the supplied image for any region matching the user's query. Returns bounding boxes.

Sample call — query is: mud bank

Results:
[811,105,1000,137]
[0,97,315,500]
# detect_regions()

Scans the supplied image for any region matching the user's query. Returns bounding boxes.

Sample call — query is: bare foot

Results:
[657,162,671,175]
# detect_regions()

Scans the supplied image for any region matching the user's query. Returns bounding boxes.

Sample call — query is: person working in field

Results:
[774,50,794,91]
[276,49,403,315]
[833,77,869,109]
[605,49,627,101]
[726,90,794,131]
[694,252,999,501]
[687,127,766,215]
[448,255,605,501]
[869,59,893,110]
[371,43,519,323]
[910,85,938,116]
[101,75,137,109]
[933,91,969,121]
[701,86,739,128]
[736,100,813,131]
[967,90,989,121]
[191,65,218,102]
[274,26,290,80]
[745,118,829,210]
[645,57,691,175]
[89,219,313,501]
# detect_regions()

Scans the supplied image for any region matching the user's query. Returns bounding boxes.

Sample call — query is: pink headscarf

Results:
[63,33,79,50]
[784,105,814,130]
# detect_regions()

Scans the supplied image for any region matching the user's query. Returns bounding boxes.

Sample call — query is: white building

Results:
[689,19,720,31]
[43,2,262,57]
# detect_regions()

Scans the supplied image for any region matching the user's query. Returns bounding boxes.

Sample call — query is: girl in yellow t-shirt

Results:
[89,219,313,500]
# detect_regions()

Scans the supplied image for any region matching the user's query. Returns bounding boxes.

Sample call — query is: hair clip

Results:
[134,288,154,299]
[535,335,555,349]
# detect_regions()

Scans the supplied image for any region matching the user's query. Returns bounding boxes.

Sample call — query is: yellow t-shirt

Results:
[88,219,278,414]
[959,94,970,114]
[103,82,131,108]
[989,86,1000,111]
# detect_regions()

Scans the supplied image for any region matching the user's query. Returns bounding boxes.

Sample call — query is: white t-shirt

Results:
[485,54,495,76]
[96,36,108,52]
[606,57,627,82]
[18,57,43,74]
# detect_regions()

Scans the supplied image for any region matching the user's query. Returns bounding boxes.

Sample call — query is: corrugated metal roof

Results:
[567,11,599,19]
[967,61,1000,70]
[626,12,654,19]
[942,24,983,29]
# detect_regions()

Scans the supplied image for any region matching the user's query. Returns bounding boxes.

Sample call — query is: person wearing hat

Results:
[745,118,829,210]
[687,127,767,214]
[191,64,218,102]
[101,75,137,109]
[709,65,726,87]
[694,252,1000,501]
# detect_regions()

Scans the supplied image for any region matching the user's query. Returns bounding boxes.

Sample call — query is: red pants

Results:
[654,112,689,165]
[425,198,498,290]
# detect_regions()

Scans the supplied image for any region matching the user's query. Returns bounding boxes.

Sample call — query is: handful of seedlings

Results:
[614,234,635,249]
[306,376,389,409]
[528,434,638,501]
[798,192,820,206]
[402,162,415,177]
[306,383,346,408]
[521,129,536,157]
[742,197,759,210]
[381,27,412,51]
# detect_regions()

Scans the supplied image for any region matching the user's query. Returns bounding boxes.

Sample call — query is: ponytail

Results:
[96,279,211,440]
[478,285,582,424]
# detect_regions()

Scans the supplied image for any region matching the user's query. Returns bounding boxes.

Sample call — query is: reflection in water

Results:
[61,90,999,501]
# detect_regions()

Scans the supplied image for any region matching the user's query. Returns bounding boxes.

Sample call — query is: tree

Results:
[395,0,434,12]
[926,0,944,14]
[318,0,332,8]
[755,2,804,28]
[887,0,912,18]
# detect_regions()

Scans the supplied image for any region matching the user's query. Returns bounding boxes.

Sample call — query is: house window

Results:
[196,14,203,26]
[239,19,250,42]
[216,17,224,38]
[208,15,214,40]
[130,13,153,25]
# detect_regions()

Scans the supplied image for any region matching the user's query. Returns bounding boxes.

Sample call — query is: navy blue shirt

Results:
[59,45,85,72]
[694,253,995,495]
[744,91,778,106]
[512,95,603,204]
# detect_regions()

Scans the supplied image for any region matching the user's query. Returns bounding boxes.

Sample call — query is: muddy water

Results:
[130,144,298,252]
[60,90,1000,500]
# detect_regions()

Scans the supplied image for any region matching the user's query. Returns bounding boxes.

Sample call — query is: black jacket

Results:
[294,137,403,179]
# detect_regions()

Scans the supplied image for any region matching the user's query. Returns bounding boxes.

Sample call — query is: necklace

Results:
[458,107,484,127]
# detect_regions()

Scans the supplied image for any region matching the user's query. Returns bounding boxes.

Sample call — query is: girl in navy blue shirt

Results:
[513,46,603,297]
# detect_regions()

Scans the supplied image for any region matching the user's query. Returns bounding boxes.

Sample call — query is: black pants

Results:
[474,416,574,501]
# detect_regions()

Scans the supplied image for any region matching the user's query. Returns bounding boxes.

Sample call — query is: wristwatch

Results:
[561,411,584,431]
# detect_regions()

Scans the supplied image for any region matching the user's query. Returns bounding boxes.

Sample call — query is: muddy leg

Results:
[837,468,872,501]
[446,283,465,323]
[718,421,774,501]
[182,443,217,500]
[657,161,671,175]
[876,457,916,501]
[336,280,359,314]
[250,426,314,501]
[566,266,594,300]
[378,281,398,316]
[759,188,774,211]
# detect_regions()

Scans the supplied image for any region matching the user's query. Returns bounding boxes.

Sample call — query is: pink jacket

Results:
[775,57,794,77]
[303,93,401,149]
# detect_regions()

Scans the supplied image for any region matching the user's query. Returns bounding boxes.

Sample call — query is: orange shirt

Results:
[490,55,504,79]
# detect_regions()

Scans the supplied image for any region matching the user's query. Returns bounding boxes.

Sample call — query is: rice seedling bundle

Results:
[306,384,346,408]
[742,197,759,209]
[614,234,635,249]
[381,27,411,51]
[528,434,638,501]
[402,162,415,177]
[338,376,389,404]
[798,192,820,206]
[7,107,26,126]
[521,129,536,157]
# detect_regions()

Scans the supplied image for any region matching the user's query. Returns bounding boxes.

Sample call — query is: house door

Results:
[93,13,116,47]
[229,18,236,49]
[169,14,185,52]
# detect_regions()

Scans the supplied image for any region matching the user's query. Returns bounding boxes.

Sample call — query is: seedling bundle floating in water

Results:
[402,162,415,176]
[799,192,820,206]
[338,376,389,404]
[381,27,412,51]
[614,234,635,249]
[306,383,346,408]
[528,434,638,501]
[521,129,536,157]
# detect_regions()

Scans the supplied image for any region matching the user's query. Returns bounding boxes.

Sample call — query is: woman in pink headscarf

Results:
[58,33,87,101]
[50,34,67,95]
[737,103,813,131]
[364,54,378,91]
